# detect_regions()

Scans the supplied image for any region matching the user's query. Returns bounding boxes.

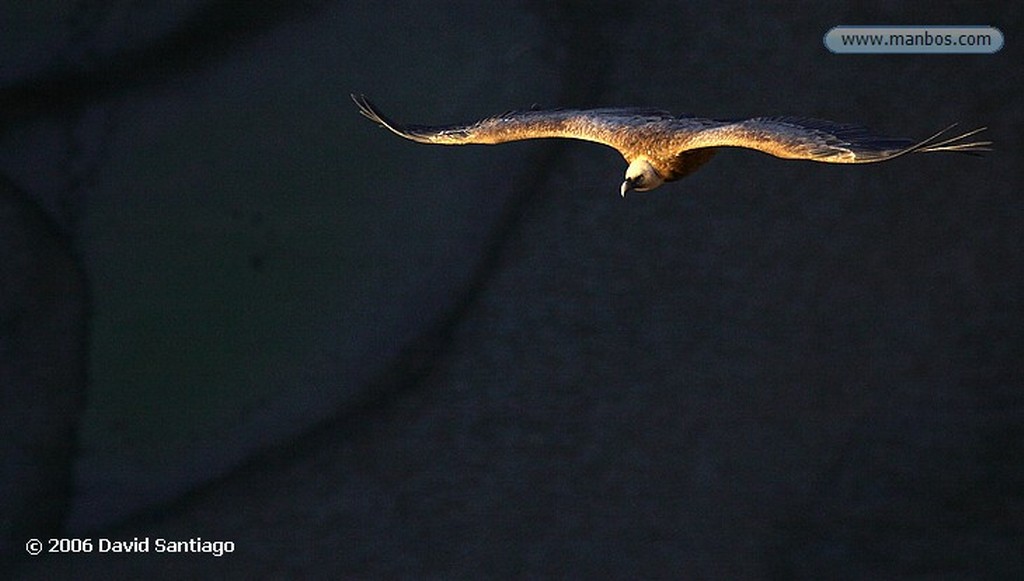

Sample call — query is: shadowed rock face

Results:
[4,1,1022,579]
[0,178,88,565]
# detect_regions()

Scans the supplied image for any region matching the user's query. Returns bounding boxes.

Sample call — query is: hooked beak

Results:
[620,178,634,198]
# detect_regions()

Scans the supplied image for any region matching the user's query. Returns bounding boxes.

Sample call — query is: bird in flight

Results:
[351,94,990,197]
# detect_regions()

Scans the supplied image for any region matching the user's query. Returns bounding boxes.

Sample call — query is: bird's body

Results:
[351,94,990,196]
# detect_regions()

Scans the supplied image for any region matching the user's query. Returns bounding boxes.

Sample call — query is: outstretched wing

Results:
[675,116,991,163]
[351,93,674,154]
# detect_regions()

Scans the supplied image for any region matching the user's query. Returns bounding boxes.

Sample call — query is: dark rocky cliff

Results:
[3,1,1020,577]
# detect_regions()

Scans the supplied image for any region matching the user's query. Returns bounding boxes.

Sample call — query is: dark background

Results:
[2,1,1021,578]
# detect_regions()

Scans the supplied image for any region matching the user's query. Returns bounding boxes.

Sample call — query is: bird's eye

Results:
[633,175,645,185]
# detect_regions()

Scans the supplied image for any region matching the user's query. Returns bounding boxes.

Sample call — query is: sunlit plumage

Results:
[352,94,991,196]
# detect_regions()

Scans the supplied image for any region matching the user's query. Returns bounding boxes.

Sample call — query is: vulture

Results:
[352,94,990,196]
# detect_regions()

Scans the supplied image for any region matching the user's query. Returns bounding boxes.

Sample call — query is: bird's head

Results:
[620,158,665,197]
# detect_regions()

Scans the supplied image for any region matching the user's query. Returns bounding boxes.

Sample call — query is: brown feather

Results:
[352,94,991,190]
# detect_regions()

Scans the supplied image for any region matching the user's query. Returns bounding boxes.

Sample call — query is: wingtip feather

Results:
[912,125,992,155]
